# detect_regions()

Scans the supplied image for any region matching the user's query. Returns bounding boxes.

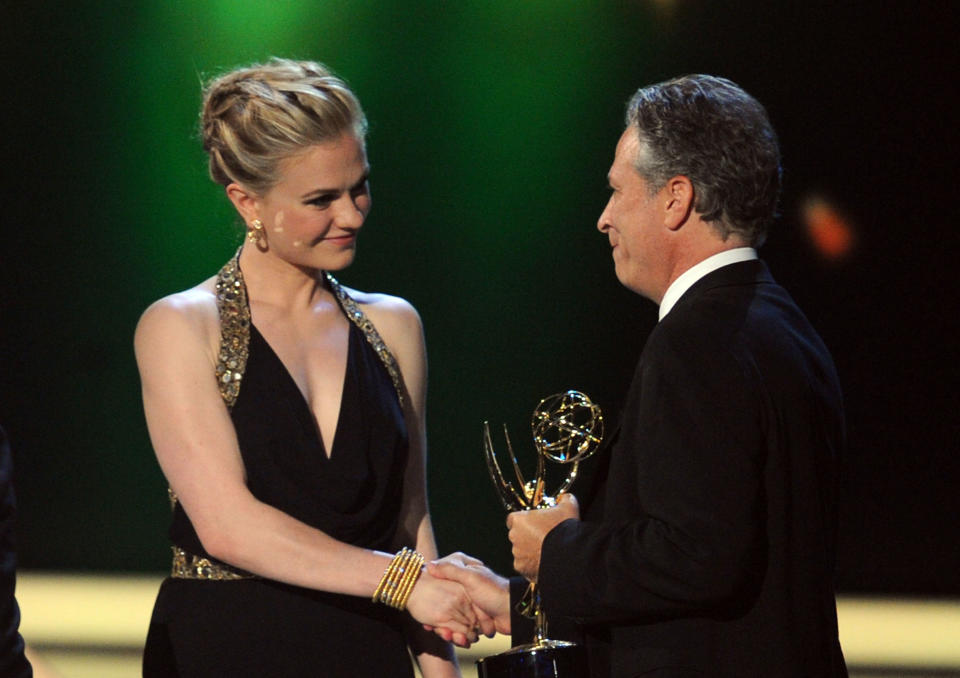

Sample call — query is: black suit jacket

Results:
[1,426,32,678]
[535,261,847,677]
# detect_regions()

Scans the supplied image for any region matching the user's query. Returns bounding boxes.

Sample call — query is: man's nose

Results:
[597,204,611,233]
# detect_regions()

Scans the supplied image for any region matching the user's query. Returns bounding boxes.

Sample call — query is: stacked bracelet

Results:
[372,547,425,610]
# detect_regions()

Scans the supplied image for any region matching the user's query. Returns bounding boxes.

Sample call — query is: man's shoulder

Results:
[645,273,799,377]
[653,286,748,344]
[666,261,792,329]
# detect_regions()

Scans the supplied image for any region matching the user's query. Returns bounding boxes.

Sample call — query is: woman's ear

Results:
[663,175,694,231]
[225,182,261,225]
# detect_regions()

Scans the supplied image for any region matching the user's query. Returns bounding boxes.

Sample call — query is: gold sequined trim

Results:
[214,249,252,410]
[170,546,255,580]
[167,250,251,510]
[325,272,405,408]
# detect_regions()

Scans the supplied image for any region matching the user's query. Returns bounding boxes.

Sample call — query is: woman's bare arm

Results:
[364,294,463,677]
[134,290,475,637]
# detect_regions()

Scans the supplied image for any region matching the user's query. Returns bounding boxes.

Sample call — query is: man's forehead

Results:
[616,127,639,158]
[609,127,639,178]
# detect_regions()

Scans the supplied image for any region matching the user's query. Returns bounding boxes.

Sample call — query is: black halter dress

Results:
[143,254,414,677]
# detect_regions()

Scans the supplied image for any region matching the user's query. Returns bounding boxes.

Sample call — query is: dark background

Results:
[1,1,957,595]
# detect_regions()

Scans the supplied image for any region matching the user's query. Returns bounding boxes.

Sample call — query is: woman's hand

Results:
[405,567,479,647]
[427,552,510,637]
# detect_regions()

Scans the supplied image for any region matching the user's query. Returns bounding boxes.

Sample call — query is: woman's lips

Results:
[324,233,357,245]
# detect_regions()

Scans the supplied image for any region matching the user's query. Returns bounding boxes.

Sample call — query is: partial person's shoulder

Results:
[134,278,220,354]
[339,285,427,393]
[341,285,423,336]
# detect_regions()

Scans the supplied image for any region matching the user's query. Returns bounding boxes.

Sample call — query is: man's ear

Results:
[663,175,694,231]
[225,182,261,225]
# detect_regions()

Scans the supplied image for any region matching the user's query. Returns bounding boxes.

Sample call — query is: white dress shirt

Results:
[658,247,758,321]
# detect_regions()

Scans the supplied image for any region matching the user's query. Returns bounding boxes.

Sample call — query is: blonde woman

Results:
[136,59,477,677]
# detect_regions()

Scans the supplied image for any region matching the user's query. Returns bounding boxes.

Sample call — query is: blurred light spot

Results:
[801,195,855,262]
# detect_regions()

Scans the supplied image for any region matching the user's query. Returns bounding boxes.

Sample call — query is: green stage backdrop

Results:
[1,1,957,594]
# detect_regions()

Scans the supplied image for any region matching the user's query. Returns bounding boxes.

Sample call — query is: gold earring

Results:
[247,219,265,244]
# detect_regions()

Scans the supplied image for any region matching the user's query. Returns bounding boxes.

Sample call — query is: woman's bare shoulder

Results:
[342,285,422,338]
[135,277,220,359]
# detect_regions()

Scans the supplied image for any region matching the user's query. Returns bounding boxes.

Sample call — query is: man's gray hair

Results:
[626,74,781,247]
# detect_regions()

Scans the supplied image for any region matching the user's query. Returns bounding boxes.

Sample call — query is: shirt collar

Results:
[658,247,758,321]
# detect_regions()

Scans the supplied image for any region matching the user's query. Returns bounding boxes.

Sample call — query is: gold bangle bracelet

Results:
[372,547,424,611]
[396,550,422,608]
[372,549,402,603]
[374,547,409,605]
[372,568,390,603]
[392,558,416,607]
[395,557,424,609]
[392,550,424,610]
[385,549,414,608]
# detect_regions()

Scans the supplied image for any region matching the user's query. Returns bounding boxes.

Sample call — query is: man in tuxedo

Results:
[434,75,847,676]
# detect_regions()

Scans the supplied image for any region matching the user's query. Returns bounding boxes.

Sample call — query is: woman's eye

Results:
[309,195,335,208]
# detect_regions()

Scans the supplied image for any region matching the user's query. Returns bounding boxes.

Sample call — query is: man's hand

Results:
[424,552,510,645]
[506,493,579,582]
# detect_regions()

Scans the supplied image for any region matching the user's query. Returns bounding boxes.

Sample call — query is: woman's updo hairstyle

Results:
[201,58,368,194]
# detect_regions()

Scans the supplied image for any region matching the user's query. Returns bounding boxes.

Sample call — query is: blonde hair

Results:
[200,58,368,194]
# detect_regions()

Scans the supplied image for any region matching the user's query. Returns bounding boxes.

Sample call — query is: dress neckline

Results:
[213,247,406,415]
[248,321,353,461]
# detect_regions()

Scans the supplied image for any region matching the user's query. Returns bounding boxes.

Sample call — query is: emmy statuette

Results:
[477,390,603,678]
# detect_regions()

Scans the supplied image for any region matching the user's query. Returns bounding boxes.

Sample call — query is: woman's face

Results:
[255,133,371,271]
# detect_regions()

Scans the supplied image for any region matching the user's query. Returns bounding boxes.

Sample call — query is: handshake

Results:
[410,493,580,648]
